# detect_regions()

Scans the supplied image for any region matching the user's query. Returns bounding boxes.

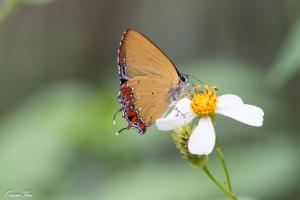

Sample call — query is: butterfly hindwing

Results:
[127,76,171,125]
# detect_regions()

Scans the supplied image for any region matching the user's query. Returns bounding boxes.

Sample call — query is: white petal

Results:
[216,104,264,127]
[156,98,195,131]
[217,94,244,109]
[188,117,216,155]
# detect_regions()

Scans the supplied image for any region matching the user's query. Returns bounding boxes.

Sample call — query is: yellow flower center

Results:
[190,85,218,116]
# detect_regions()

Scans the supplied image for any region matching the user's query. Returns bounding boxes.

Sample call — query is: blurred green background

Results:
[0,0,299,200]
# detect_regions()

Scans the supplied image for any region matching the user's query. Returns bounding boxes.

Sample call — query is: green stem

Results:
[215,136,237,200]
[202,166,234,198]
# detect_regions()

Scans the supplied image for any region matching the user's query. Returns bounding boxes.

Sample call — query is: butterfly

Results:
[114,29,189,134]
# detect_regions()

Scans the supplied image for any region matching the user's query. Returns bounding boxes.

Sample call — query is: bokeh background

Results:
[0,0,299,199]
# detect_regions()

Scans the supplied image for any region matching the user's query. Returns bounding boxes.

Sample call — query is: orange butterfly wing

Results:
[118,29,181,127]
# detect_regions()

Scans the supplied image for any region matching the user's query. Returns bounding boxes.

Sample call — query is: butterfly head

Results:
[179,73,189,83]
[169,73,190,102]
[179,73,190,91]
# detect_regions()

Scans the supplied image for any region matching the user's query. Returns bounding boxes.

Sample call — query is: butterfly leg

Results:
[115,127,129,135]
[174,106,185,117]
[168,102,185,118]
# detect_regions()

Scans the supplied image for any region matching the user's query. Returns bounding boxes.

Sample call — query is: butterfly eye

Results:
[180,74,187,82]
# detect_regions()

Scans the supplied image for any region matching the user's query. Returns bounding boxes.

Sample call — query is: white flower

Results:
[156,86,264,156]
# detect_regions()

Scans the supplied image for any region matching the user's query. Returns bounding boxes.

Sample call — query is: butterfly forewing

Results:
[119,29,179,86]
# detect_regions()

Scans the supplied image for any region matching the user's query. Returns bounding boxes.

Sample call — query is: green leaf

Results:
[0,0,22,24]
[268,17,300,88]
[0,0,60,25]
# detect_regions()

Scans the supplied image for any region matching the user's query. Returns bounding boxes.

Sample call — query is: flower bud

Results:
[172,124,208,168]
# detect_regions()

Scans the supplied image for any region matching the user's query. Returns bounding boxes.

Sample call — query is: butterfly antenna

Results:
[115,127,128,136]
[186,74,206,86]
[113,109,122,125]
